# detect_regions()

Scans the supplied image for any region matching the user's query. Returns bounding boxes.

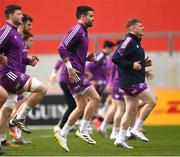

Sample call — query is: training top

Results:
[112,33,145,88]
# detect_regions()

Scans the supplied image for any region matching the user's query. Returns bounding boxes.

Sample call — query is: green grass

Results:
[2,126,180,156]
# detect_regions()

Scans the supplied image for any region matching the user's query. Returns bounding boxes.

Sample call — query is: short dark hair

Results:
[23,32,33,41]
[76,5,94,19]
[22,13,33,24]
[126,18,142,28]
[4,4,22,19]
[103,40,115,48]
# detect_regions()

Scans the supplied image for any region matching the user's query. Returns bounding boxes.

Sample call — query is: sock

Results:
[0,134,3,147]
[16,103,32,120]
[60,123,72,137]
[79,119,90,133]
[127,127,132,132]
[133,118,144,131]
[10,104,25,125]
[15,126,22,139]
[111,127,119,136]
[57,120,61,128]
[118,129,127,141]
[0,134,7,142]
[99,121,106,132]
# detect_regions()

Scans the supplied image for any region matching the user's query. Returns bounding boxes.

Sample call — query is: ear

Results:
[128,25,133,32]
[81,14,86,19]
[9,14,13,19]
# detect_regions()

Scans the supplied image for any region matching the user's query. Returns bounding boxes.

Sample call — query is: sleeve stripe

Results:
[64,24,81,46]
[120,37,132,49]
[96,53,104,61]
[0,25,11,45]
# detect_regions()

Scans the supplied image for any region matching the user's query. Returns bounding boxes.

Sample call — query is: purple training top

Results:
[86,51,110,83]
[54,59,68,82]
[58,23,89,82]
[0,23,30,93]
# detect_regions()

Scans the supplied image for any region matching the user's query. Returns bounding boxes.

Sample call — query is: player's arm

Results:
[112,42,141,71]
[58,26,82,83]
[58,25,82,59]
[0,26,11,65]
[145,69,154,81]
[62,57,80,83]
[86,52,96,62]
[145,56,152,67]
[48,59,62,84]
[0,53,8,65]
[112,48,133,70]
[22,56,39,67]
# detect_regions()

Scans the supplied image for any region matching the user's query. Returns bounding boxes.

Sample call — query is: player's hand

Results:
[145,69,154,81]
[48,71,57,84]
[133,61,142,70]
[86,53,96,62]
[145,56,152,67]
[0,54,8,65]
[30,56,39,67]
[32,55,40,62]
[68,68,80,83]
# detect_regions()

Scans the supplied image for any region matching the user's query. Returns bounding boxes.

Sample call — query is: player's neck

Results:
[6,20,19,28]
[78,20,87,28]
[129,31,141,39]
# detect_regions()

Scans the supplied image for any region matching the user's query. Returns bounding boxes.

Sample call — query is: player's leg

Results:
[98,98,116,137]
[75,85,100,144]
[110,99,126,140]
[0,86,8,108]
[54,82,76,133]
[131,86,156,141]
[9,95,31,144]
[55,94,86,152]
[59,82,76,128]
[12,77,47,133]
[0,93,18,149]
[114,96,138,149]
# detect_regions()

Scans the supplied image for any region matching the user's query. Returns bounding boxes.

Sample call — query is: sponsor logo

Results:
[167,101,180,113]
[20,74,25,81]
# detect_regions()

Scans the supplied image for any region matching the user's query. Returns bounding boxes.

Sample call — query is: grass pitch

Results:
[2,126,180,156]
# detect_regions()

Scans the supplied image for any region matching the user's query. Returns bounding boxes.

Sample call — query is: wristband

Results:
[65,61,73,70]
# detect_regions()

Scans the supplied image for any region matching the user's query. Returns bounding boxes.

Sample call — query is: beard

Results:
[14,20,22,27]
[23,29,30,34]
[85,21,93,28]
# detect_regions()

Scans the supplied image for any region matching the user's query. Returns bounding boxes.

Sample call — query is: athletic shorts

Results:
[122,83,148,96]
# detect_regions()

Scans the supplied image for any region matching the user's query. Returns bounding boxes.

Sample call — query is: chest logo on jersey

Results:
[136,45,139,48]
[20,74,26,81]
[14,35,17,39]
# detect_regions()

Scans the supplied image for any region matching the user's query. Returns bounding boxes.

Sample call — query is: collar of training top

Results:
[127,33,142,43]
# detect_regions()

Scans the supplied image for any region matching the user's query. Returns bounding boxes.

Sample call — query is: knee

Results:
[68,105,76,112]
[92,94,101,106]
[125,106,135,117]
[121,106,126,115]
[76,106,84,115]
[150,95,157,108]
[38,84,47,96]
